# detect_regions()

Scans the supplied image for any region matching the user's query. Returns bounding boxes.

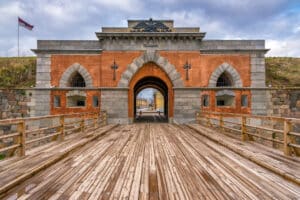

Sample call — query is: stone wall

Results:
[267,89,300,118]
[101,89,129,124]
[174,89,201,124]
[0,89,32,119]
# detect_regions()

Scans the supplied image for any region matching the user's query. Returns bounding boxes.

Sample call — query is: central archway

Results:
[134,77,168,122]
[128,62,174,123]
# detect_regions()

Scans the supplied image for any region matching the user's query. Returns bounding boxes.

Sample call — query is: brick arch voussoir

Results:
[208,63,242,87]
[118,51,184,88]
[59,63,93,87]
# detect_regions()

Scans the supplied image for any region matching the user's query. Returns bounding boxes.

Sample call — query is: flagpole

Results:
[18,17,19,57]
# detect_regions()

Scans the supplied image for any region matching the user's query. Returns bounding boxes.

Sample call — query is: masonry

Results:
[32,19,269,124]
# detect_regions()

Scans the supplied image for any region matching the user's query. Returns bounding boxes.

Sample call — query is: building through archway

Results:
[134,77,168,123]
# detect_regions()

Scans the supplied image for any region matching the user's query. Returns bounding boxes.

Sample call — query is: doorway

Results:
[134,76,168,123]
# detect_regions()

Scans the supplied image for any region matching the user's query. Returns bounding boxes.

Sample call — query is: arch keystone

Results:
[118,51,183,87]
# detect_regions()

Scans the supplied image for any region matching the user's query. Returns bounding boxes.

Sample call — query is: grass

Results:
[265,57,300,87]
[0,57,36,88]
[0,154,5,160]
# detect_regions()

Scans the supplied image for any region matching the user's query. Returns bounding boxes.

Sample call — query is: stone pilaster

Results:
[36,54,51,88]
[101,89,129,124]
[173,89,201,123]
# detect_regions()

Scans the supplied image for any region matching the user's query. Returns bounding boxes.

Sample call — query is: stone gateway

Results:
[32,19,268,124]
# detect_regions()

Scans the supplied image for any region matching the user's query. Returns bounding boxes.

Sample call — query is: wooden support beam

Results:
[17,121,25,157]
[283,119,292,156]
[219,114,224,132]
[241,116,247,141]
[60,116,65,141]
[80,114,85,132]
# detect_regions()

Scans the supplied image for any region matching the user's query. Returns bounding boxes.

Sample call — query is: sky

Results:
[137,88,156,100]
[0,0,300,57]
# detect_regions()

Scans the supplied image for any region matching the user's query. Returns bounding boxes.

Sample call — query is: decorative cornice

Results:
[31,49,102,54]
[96,32,206,41]
[200,49,269,54]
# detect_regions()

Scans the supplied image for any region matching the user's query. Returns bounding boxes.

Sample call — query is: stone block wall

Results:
[174,89,201,123]
[267,89,300,118]
[0,89,32,119]
[101,89,129,124]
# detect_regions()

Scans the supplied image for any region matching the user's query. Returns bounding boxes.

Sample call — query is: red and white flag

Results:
[18,17,34,30]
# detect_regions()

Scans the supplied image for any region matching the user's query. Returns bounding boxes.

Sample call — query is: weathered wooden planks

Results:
[1,124,300,199]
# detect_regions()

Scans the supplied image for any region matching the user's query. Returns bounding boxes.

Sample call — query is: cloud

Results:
[266,35,300,57]
[92,0,144,13]
[0,0,299,57]
[0,2,25,25]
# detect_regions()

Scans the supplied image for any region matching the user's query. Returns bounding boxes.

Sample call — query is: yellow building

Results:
[136,98,148,109]
[154,91,164,112]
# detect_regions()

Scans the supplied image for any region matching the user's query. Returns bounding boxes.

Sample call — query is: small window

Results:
[202,95,209,107]
[93,96,99,107]
[216,96,235,107]
[241,95,248,107]
[54,96,61,107]
[67,95,86,107]
[217,99,225,106]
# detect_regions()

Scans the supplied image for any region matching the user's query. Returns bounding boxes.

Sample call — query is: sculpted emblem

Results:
[131,18,171,32]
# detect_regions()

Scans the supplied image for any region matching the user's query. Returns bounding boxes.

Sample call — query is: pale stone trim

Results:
[59,63,93,87]
[208,63,242,87]
[118,51,184,87]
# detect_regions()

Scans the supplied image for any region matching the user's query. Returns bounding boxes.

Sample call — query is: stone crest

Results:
[131,18,171,32]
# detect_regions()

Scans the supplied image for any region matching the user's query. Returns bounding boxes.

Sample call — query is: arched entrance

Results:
[134,77,168,122]
[128,62,174,123]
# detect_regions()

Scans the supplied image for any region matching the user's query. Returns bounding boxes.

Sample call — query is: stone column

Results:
[173,88,201,124]
[101,89,129,124]
[251,52,267,115]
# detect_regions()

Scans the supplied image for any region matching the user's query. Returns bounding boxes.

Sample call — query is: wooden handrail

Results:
[0,111,107,160]
[196,111,300,157]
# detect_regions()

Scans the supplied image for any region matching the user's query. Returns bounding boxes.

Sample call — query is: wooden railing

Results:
[196,111,300,156]
[0,111,107,160]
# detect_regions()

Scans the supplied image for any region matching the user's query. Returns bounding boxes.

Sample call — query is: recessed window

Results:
[216,95,235,106]
[93,96,99,107]
[202,95,209,107]
[54,96,61,107]
[68,72,86,87]
[241,95,248,107]
[216,72,233,87]
[67,95,86,107]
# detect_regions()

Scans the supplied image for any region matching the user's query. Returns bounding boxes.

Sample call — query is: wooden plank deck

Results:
[1,124,300,199]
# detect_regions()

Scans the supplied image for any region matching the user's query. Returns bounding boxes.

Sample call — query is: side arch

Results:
[118,51,184,88]
[59,63,93,87]
[208,63,242,87]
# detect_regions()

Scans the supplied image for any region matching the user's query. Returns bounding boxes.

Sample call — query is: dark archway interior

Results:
[216,72,233,87]
[134,76,168,123]
[68,72,86,87]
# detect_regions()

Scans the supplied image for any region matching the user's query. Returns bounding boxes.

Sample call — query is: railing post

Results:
[60,115,65,141]
[17,120,25,156]
[206,114,211,127]
[283,119,292,156]
[80,114,85,132]
[241,116,247,141]
[102,111,107,126]
[219,113,224,131]
[94,113,98,129]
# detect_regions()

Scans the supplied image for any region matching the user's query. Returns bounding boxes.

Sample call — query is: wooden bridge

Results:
[0,112,299,199]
